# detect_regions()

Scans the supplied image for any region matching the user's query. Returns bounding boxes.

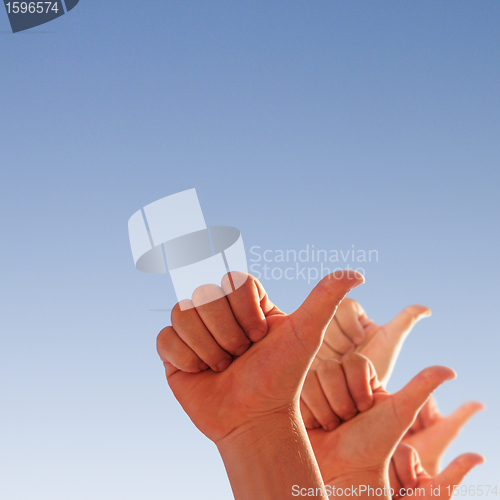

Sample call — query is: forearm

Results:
[217,408,328,500]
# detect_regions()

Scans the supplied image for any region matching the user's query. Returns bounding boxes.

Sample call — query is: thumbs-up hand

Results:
[389,443,484,498]
[311,299,431,388]
[157,270,364,444]
[403,398,485,476]
[307,360,456,487]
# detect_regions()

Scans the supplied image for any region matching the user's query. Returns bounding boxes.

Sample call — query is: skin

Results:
[157,271,364,500]
[158,277,485,497]
[311,298,432,386]
[304,353,458,489]
[304,353,484,494]
[389,443,484,499]
[303,297,484,475]
[402,398,485,476]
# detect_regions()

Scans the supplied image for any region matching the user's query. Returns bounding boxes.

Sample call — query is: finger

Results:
[365,305,431,385]
[392,444,419,491]
[417,401,485,474]
[342,352,378,412]
[445,401,485,436]
[221,272,268,342]
[157,326,209,373]
[335,298,366,344]
[316,358,358,422]
[436,453,485,486]
[300,398,321,429]
[383,305,431,342]
[163,361,178,378]
[310,340,343,369]
[171,300,234,372]
[192,284,252,358]
[392,366,456,435]
[289,271,364,355]
[323,318,355,356]
[301,370,341,431]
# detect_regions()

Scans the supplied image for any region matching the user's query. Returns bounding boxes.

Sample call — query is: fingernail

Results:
[234,343,251,357]
[348,272,365,288]
[326,422,337,432]
[216,358,232,372]
[248,328,266,342]
[198,362,209,371]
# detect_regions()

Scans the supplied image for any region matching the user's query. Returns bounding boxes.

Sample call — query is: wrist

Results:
[216,405,299,452]
[217,405,327,500]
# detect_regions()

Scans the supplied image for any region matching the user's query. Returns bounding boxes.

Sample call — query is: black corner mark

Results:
[3,0,79,33]
[64,0,78,12]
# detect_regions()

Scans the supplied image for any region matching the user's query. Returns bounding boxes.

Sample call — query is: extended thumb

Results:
[383,305,431,347]
[289,270,364,353]
[392,366,456,435]
[436,453,485,487]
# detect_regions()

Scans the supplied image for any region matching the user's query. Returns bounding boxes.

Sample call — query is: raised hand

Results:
[157,270,363,442]
[403,398,485,475]
[300,353,378,431]
[305,353,456,488]
[389,443,484,498]
[157,271,364,500]
[311,298,430,387]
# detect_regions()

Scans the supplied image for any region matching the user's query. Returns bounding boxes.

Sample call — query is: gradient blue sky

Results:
[1,2,499,498]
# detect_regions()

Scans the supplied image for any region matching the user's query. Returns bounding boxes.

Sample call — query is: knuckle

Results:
[185,356,201,373]
[321,414,340,430]
[226,337,250,354]
[335,402,356,418]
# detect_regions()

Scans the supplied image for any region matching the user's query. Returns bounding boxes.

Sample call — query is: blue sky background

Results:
[0,1,498,498]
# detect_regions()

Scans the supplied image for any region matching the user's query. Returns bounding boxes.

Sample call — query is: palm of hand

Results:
[402,399,484,476]
[314,302,430,386]
[167,311,317,443]
[307,389,402,483]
